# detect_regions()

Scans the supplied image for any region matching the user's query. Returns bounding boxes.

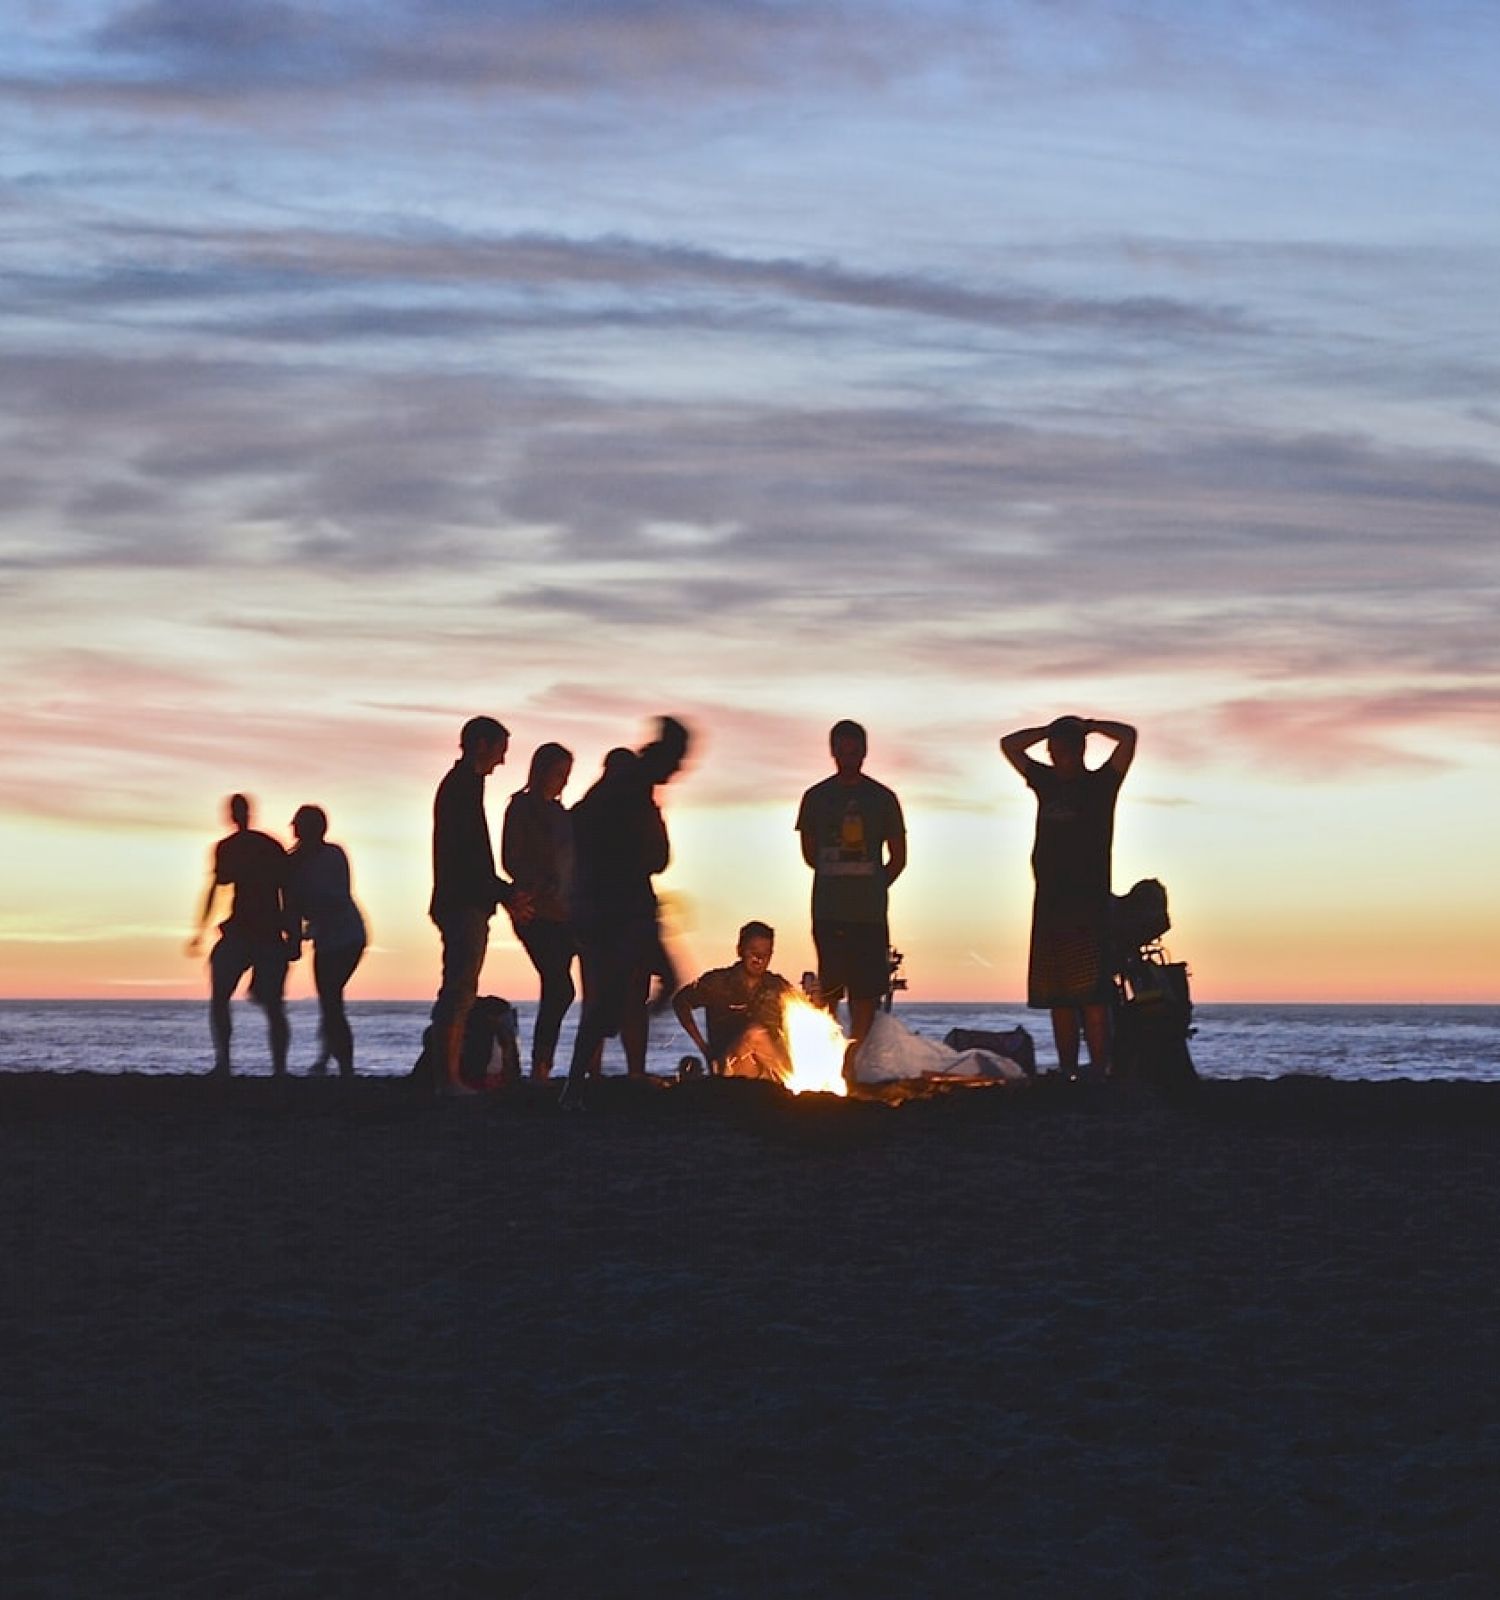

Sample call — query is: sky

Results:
[2,0,1498,1005]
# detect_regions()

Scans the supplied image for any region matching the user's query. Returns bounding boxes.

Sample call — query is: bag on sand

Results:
[942,1025,1036,1077]
[1114,957,1197,1091]
[855,1012,1028,1085]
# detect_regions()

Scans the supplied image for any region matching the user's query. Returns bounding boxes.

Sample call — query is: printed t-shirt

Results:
[795,775,905,924]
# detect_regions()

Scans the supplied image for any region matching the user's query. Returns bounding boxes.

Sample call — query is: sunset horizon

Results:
[3,3,1497,1009]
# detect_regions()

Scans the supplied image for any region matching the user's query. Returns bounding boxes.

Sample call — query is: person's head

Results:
[639,715,691,785]
[526,742,573,801]
[1046,715,1088,776]
[829,719,867,778]
[736,920,775,979]
[291,804,328,846]
[227,793,251,829]
[460,715,510,775]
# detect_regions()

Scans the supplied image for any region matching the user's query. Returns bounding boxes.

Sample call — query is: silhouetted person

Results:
[428,717,532,1097]
[560,720,689,1108]
[673,920,794,1082]
[796,719,906,1076]
[501,742,577,1081]
[189,792,299,1076]
[1001,715,1137,1080]
[288,804,366,1078]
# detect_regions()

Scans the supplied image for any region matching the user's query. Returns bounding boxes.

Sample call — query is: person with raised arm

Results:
[1000,716,1137,1081]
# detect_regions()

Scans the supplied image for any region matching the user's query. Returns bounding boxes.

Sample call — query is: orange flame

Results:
[779,994,850,1097]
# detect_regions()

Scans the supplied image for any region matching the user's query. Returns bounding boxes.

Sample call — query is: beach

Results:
[5,1073,1499,1596]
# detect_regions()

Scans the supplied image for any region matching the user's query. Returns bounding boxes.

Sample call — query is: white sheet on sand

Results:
[853,1011,1027,1084]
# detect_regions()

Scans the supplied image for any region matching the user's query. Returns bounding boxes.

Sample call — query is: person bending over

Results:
[673,921,794,1083]
[1000,715,1136,1080]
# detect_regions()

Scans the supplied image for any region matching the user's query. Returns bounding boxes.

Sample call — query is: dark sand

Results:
[4,1073,1500,1597]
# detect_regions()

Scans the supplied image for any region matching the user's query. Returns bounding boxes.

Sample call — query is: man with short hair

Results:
[427,716,532,1096]
[189,792,299,1076]
[796,720,906,1074]
[673,920,794,1082]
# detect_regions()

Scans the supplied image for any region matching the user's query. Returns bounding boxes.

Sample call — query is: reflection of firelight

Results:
[780,995,849,1098]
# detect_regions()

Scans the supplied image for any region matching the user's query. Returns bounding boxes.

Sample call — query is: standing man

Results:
[1000,715,1137,1080]
[796,719,906,1074]
[189,793,299,1077]
[427,716,531,1096]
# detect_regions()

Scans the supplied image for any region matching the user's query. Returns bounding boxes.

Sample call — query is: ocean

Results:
[2,999,1499,1082]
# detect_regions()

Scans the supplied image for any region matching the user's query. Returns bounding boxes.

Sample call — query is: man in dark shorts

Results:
[189,793,299,1076]
[427,716,532,1097]
[1001,715,1137,1079]
[673,921,794,1082]
[796,720,906,1076]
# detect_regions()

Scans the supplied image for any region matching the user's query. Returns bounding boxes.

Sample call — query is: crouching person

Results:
[673,921,794,1082]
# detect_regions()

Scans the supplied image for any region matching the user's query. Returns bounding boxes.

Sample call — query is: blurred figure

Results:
[189,792,299,1077]
[502,742,577,1081]
[560,718,690,1108]
[288,804,367,1078]
[796,719,906,1074]
[427,717,533,1097]
[1001,715,1137,1080]
[673,921,793,1082]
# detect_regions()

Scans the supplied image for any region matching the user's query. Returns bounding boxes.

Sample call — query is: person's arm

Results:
[277,848,302,962]
[885,829,907,888]
[499,795,525,885]
[795,790,819,871]
[672,982,714,1068]
[186,870,222,956]
[1000,725,1049,776]
[1088,719,1138,777]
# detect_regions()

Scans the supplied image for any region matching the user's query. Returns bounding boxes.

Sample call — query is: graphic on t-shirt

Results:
[823,800,874,876]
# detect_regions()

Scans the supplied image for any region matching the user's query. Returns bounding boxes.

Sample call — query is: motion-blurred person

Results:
[189,792,299,1077]
[288,804,366,1078]
[1001,715,1137,1080]
[560,719,689,1108]
[502,742,577,1081]
[673,921,794,1082]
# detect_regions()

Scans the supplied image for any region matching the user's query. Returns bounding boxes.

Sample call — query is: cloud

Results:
[1209,685,1500,777]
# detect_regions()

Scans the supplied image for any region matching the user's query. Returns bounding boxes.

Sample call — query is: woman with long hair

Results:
[288,804,367,1077]
[501,743,577,1080]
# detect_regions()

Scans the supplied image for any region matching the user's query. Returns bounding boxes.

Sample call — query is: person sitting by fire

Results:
[673,921,795,1082]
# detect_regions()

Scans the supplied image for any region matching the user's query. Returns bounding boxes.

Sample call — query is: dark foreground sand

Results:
[4,1073,1500,1598]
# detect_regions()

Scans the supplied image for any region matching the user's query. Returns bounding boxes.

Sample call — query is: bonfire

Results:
[778,994,850,1097]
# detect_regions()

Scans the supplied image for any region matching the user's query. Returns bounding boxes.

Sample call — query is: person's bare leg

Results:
[1082,1003,1112,1078]
[1051,1007,1081,1078]
[621,970,650,1077]
[841,995,878,1085]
